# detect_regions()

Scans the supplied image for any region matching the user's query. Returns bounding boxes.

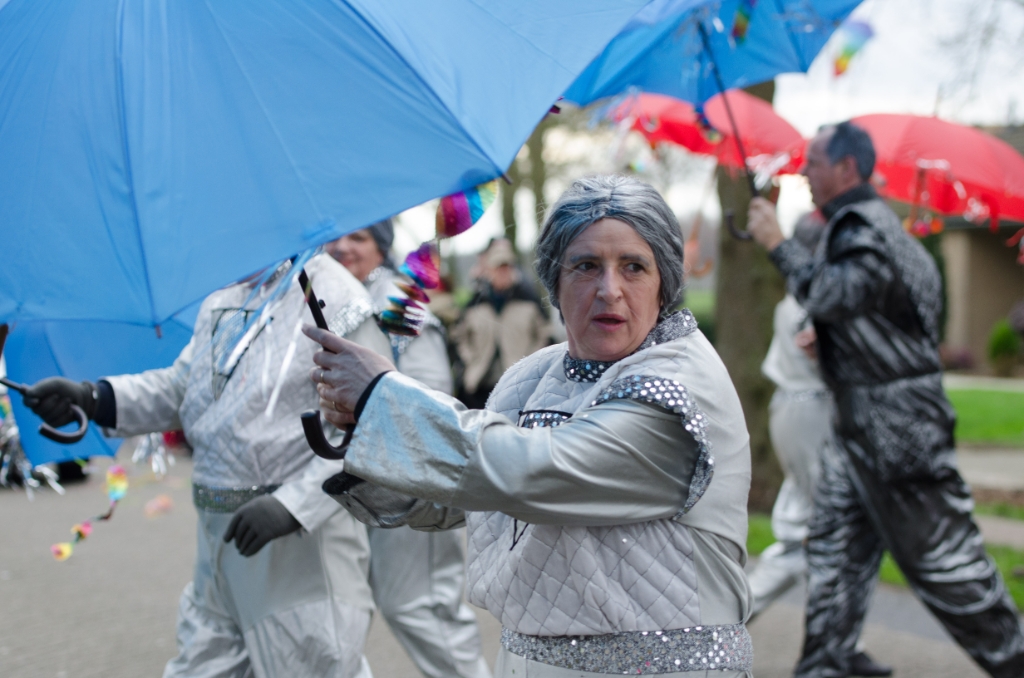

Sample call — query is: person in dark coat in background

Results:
[748,121,1024,678]
[452,238,551,408]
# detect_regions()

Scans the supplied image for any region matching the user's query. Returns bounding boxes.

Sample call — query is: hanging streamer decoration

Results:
[694,105,723,144]
[50,465,128,561]
[213,249,317,380]
[833,20,874,76]
[378,180,499,336]
[731,0,757,43]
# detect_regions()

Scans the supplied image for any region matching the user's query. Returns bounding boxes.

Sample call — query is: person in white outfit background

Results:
[748,211,891,678]
[327,220,492,678]
[23,254,389,678]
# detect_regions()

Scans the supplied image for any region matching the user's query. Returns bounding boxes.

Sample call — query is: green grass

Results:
[747,513,775,556]
[976,502,1024,522]
[683,289,715,320]
[947,389,1024,447]
[749,512,1024,610]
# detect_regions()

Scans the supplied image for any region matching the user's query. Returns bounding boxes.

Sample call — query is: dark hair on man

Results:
[822,121,875,182]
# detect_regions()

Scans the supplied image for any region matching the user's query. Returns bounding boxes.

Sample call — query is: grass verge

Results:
[748,513,1024,610]
[947,389,1024,447]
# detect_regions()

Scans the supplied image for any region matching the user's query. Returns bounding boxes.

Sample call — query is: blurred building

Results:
[940,125,1024,369]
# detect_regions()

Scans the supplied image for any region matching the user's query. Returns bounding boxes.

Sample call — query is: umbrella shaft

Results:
[0,376,27,395]
[697,22,758,197]
[297,269,330,333]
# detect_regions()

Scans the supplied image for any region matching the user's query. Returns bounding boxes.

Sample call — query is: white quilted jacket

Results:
[469,316,751,636]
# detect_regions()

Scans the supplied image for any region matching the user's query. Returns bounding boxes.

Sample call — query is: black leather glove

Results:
[222,495,301,557]
[23,377,97,427]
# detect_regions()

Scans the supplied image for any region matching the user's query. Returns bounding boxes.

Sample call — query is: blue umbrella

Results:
[564,0,863,106]
[4,313,194,465]
[0,0,649,328]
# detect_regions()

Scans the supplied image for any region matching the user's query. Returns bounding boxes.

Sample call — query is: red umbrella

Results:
[851,114,1024,230]
[613,91,805,175]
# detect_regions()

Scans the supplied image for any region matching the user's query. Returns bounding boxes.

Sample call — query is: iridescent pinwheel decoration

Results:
[378,180,498,336]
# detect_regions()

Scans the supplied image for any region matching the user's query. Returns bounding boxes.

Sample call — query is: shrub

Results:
[988,318,1021,377]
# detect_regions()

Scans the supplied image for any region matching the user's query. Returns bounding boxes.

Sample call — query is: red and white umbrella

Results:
[614,90,806,177]
[852,113,1024,230]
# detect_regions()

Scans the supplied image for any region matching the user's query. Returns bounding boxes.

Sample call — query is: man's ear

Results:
[839,155,860,183]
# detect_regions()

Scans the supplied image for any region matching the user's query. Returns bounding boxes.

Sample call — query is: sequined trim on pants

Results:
[501,624,753,674]
[192,482,281,513]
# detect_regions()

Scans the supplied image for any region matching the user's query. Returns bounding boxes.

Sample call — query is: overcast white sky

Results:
[394,0,1024,255]
[776,0,1024,135]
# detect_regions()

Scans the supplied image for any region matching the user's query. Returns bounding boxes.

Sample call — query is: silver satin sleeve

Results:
[106,336,196,436]
[340,371,697,527]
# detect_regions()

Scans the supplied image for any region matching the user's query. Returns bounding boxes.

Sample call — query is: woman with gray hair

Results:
[304,174,753,676]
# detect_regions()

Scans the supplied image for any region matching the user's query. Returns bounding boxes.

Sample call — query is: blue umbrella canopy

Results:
[0,0,648,327]
[564,0,864,106]
[4,313,195,465]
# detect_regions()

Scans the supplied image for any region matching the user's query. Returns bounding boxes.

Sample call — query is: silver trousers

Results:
[369,526,492,678]
[494,645,750,677]
[748,391,829,615]
[767,390,828,544]
[164,509,374,678]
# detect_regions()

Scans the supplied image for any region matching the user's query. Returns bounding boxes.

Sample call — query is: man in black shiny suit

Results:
[748,121,1024,678]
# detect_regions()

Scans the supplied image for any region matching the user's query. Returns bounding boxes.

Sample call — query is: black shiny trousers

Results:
[796,442,1024,678]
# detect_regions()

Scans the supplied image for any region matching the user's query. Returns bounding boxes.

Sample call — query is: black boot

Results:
[849,651,893,677]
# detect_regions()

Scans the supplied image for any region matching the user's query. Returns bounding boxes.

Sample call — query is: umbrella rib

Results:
[341,0,506,177]
[771,0,809,72]
[114,0,161,328]
[199,0,325,220]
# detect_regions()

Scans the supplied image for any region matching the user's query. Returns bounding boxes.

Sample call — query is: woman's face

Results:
[557,218,662,362]
[325,229,383,282]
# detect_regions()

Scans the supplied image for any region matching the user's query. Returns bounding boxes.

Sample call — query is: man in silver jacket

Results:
[309,176,753,677]
[326,221,492,678]
[24,254,389,678]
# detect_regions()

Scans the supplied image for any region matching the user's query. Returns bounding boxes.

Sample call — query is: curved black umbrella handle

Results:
[39,404,89,444]
[724,209,753,241]
[1,376,90,444]
[297,267,356,460]
[301,412,353,460]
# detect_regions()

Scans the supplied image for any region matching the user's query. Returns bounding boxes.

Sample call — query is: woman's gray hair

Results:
[535,175,684,315]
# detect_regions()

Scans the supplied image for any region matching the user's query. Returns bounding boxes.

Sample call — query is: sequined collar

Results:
[363,266,391,285]
[563,309,698,382]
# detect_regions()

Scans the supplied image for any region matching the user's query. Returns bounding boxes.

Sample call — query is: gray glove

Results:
[222,495,301,557]
[23,377,97,427]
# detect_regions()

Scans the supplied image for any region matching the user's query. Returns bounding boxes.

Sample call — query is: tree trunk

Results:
[527,117,553,220]
[502,116,553,264]
[501,155,523,248]
[713,81,785,513]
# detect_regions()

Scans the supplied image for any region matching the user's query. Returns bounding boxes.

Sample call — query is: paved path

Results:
[945,373,1024,392]
[748,582,988,678]
[959,446,1024,491]
[0,453,1015,678]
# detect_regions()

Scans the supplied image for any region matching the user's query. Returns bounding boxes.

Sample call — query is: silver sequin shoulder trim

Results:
[592,374,713,516]
[327,297,375,337]
[518,410,572,428]
[564,309,699,382]
[501,623,752,674]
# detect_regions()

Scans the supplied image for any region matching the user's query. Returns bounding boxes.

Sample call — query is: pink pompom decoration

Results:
[399,243,441,290]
